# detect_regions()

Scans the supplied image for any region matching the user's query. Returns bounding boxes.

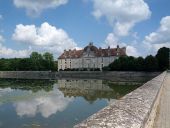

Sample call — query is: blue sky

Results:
[0,0,169,59]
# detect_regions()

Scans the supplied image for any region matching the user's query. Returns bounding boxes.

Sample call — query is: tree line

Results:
[103,47,169,71]
[0,52,58,71]
[0,47,169,72]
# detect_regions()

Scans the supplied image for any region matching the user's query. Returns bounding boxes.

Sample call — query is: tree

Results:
[0,59,5,71]
[43,52,55,70]
[17,58,32,71]
[124,56,136,71]
[8,58,20,71]
[156,47,169,71]
[109,58,121,71]
[0,51,58,71]
[30,52,44,70]
[108,56,138,71]
[135,57,145,71]
[144,55,158,71]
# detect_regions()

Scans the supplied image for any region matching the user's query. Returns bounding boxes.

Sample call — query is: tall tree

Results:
[43,52,55,70]
[144,55,158,71]
[135,57,145,71]
[30,52,44,70]
[156,47,169,71]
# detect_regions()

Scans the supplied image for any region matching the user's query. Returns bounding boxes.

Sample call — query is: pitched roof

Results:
[58,43,126,59]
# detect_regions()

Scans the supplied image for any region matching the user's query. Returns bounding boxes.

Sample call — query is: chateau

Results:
[58,43,126,71]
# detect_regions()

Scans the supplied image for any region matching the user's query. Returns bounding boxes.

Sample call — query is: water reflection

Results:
[0,79,54,92]
[0,79,141,128]
[57,79,140,102]
[58,79,115,103]
[14,86,73,118]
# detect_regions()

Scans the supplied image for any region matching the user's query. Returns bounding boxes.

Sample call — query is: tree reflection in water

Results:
[57,79,142,103]
[0,79,142,103]
[0,79,54,92]
[0,79,143,128]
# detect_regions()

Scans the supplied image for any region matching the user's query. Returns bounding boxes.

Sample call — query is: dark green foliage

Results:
[144,55,158,71]
[108,56,145,71]
[135,57,145,71]
[0,52,58,71]
[104,47,168,71]
[156,47,169,71]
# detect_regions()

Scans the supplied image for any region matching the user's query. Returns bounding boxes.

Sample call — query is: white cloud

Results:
[143,16,170,54]
[0,88,13,98]
[126,46,139,57]
[14,86,73,118]
[0,44,30,58]
[105,33,119,48]
[13,0,68,17]
[12,22,78,57]
[0,35,30,58]
[92,0,151,36]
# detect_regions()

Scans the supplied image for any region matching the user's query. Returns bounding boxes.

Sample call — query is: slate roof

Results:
[58,43,126,59]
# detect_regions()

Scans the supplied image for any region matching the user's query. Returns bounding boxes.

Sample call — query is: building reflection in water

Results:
[57,79,119,103]
[0,79,140,120]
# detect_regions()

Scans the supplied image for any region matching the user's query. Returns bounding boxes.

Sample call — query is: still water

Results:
[0,79,141,128]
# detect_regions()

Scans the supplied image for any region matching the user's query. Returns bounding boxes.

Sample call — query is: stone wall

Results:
[0,71,56,79]
[58,71,159,82]
[0,71,159,82]
[74,71,167,128]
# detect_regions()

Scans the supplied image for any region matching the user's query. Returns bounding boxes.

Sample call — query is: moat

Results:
[0,79,142,128]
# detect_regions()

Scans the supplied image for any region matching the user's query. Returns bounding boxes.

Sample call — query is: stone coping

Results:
[74,71,167,128]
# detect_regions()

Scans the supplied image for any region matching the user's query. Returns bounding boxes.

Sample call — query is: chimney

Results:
[74,49,76,54]
[108,46,110,56]
[116,45,120,56]
[89,42,93,46]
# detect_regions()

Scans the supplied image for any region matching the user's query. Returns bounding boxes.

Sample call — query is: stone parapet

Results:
[74,72,167,128]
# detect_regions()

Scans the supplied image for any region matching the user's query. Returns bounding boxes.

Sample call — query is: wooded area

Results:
[103,47,169,71]
[0,52,58,71]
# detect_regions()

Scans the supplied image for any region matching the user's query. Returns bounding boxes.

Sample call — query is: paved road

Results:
[154,72,170,128]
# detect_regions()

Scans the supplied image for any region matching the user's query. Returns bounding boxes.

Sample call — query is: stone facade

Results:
[58,43,126,71]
